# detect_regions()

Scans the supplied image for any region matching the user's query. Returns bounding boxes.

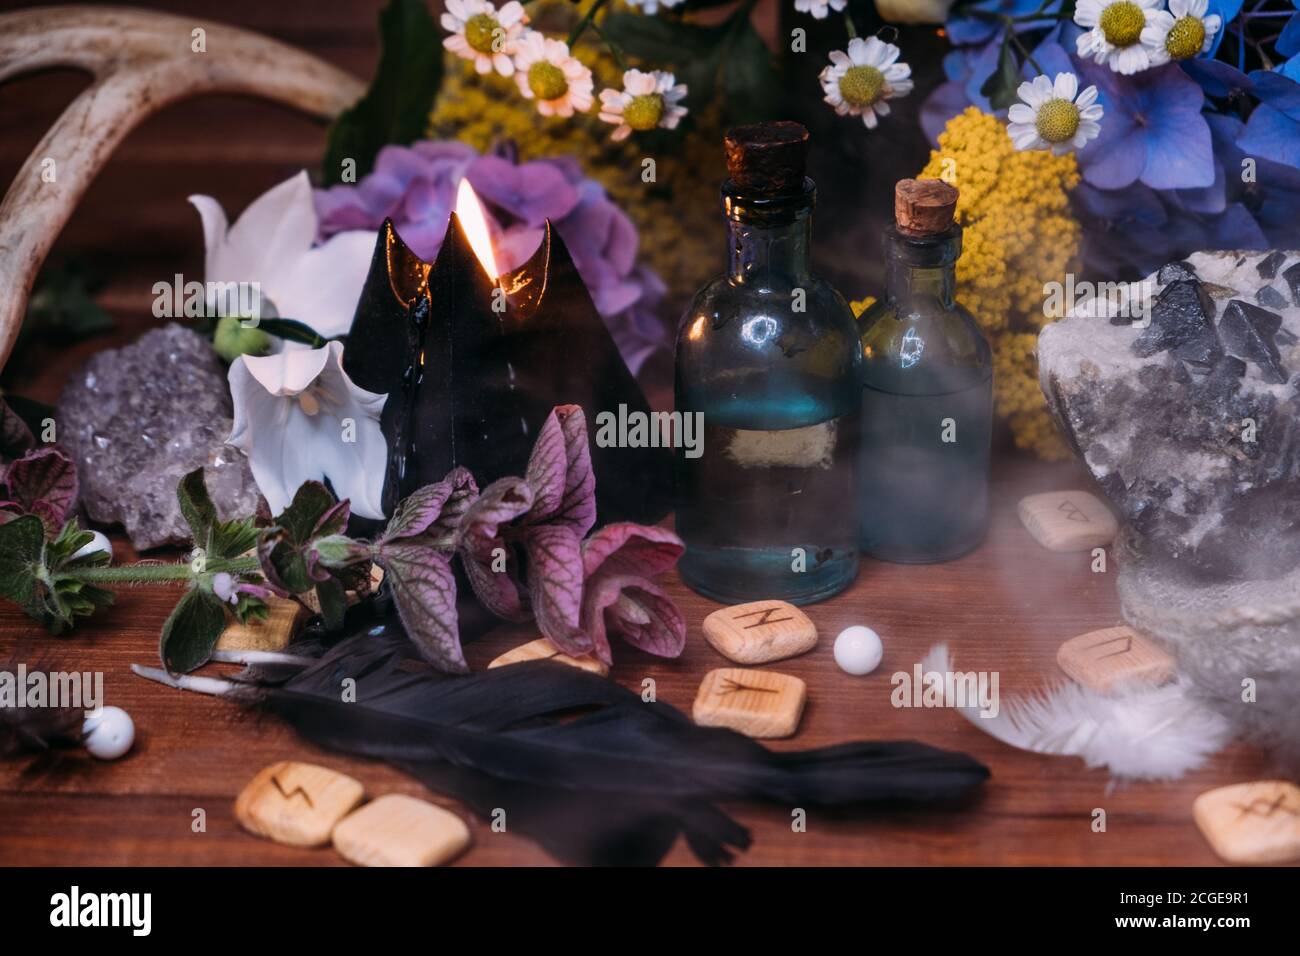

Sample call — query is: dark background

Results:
[0,0,950,401]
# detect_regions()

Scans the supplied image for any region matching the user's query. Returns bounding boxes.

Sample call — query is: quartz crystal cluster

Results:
[57,323,261,549]
[1039,249,1300,580]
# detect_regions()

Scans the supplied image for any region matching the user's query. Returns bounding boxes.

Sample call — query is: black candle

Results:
[343,199,672,529]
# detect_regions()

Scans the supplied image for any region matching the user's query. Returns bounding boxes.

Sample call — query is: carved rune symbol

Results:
[1084,632,1133,659]
[733,606,794,630]
[271,774,315,808]
[1232,793,1300,820]
[1057,499,1091,523]
[717,677,779,697]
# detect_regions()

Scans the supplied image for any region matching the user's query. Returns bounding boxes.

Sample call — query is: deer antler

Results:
[0,5,365,375]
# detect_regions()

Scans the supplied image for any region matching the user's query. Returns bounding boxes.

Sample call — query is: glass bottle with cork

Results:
[857,178,992,563]
[674,121,862,604]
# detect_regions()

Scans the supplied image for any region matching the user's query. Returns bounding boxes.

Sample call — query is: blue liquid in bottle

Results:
[675,122,862,604]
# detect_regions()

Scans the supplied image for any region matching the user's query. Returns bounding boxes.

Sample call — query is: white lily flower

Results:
[228,341,388,519]
[190,171,376,341]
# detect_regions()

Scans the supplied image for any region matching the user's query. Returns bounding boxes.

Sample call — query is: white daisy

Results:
[441,0,529,77]
[624,0,685,13]
[795,0,848,18]
[1142,0,1221,66]
[818,36,913,130]
[512,33,594,118]
[1006,72,1104,156]
[598,70,689,141]
[1074,0,1163,75]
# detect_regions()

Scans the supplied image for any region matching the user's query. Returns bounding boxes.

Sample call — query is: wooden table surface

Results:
[0,0,1266,867]
[0,449,1269,866]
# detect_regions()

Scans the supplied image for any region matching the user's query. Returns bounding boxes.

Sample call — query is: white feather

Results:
[919,644,1232,781]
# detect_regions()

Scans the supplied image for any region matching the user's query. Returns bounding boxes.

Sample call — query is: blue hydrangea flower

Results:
[1075,59,1215,189]
[1238,69,1300,172]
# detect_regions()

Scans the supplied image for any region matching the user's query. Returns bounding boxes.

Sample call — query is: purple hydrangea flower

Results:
[314,141,668,374]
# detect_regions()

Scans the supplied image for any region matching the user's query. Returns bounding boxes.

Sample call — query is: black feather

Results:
[225,633,989,865]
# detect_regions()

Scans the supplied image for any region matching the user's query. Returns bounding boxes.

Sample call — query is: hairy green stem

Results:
[70,555,261,584]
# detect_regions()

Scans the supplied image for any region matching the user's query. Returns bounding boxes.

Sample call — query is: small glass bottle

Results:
[675,121,862,604]
[857,179,992,563]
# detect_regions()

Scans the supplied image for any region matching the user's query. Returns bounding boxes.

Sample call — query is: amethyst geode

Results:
[57,324,261,549]
[1039,250,1300,581]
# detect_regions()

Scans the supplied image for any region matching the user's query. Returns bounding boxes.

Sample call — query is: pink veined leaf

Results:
[0,399,35,459]
[3,447,78,534]
[455,476,532,620]
[582,522,685,579]
[374,541,467,674]
[456,476,534,557]
[524,523,590,658]
[523,404,595,535]
[581,573,686,662]
[461,541,529,621]
[428,467,479,538]
[381,466,477,542]
[312,498,351,541]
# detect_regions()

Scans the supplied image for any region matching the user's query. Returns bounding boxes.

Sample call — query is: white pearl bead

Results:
[82,706,135,760]
[834,626,883,676]
[72,530,112,562]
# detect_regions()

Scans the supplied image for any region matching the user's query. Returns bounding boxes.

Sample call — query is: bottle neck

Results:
[723,178,815,284]
[884,225,961,314]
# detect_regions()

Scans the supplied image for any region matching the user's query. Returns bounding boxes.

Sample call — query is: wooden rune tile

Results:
[216,596,304,653]
[692,667,807,739]
[332,794,471,867]
[1018,490,1118,552]
[1056,626,1176,693]
[234,761,365,848]
[488,638,609,676]
[702,600,818,665]
[1193,781,1300,864]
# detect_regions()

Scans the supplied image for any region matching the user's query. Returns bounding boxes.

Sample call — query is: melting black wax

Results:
[344,216,672,531]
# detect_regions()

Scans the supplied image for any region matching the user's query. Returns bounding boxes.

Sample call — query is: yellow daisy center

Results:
[839,65,885,108]
[623,93,665,131]
[465,13,501,54]
[1165,15,1206,59]
[1035,98,1081,144]
[528,61,568,101]
[1099,1,1146,47]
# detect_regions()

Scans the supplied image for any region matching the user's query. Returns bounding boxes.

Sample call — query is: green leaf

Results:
[18,260,114,355]
[721,14,785,125]
[601,12,729,60]
[160,588,229,674]
[274,481,338,546]
[0,514,46,620]
[177,469,217,550]
[315,576,349,632]
[212,517,259,561]
[981,39,1023,111]
[233,593,269,626]
[321,0,443,185]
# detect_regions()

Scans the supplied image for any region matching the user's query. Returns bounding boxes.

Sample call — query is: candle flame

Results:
[455,179,498,281]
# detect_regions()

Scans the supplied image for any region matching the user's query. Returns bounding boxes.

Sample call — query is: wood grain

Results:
[0,0,1272,867]
[0,455,1271,866]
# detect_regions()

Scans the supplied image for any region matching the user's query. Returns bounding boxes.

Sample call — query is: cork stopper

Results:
[724,121,810,197]
[894,178,958,237]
